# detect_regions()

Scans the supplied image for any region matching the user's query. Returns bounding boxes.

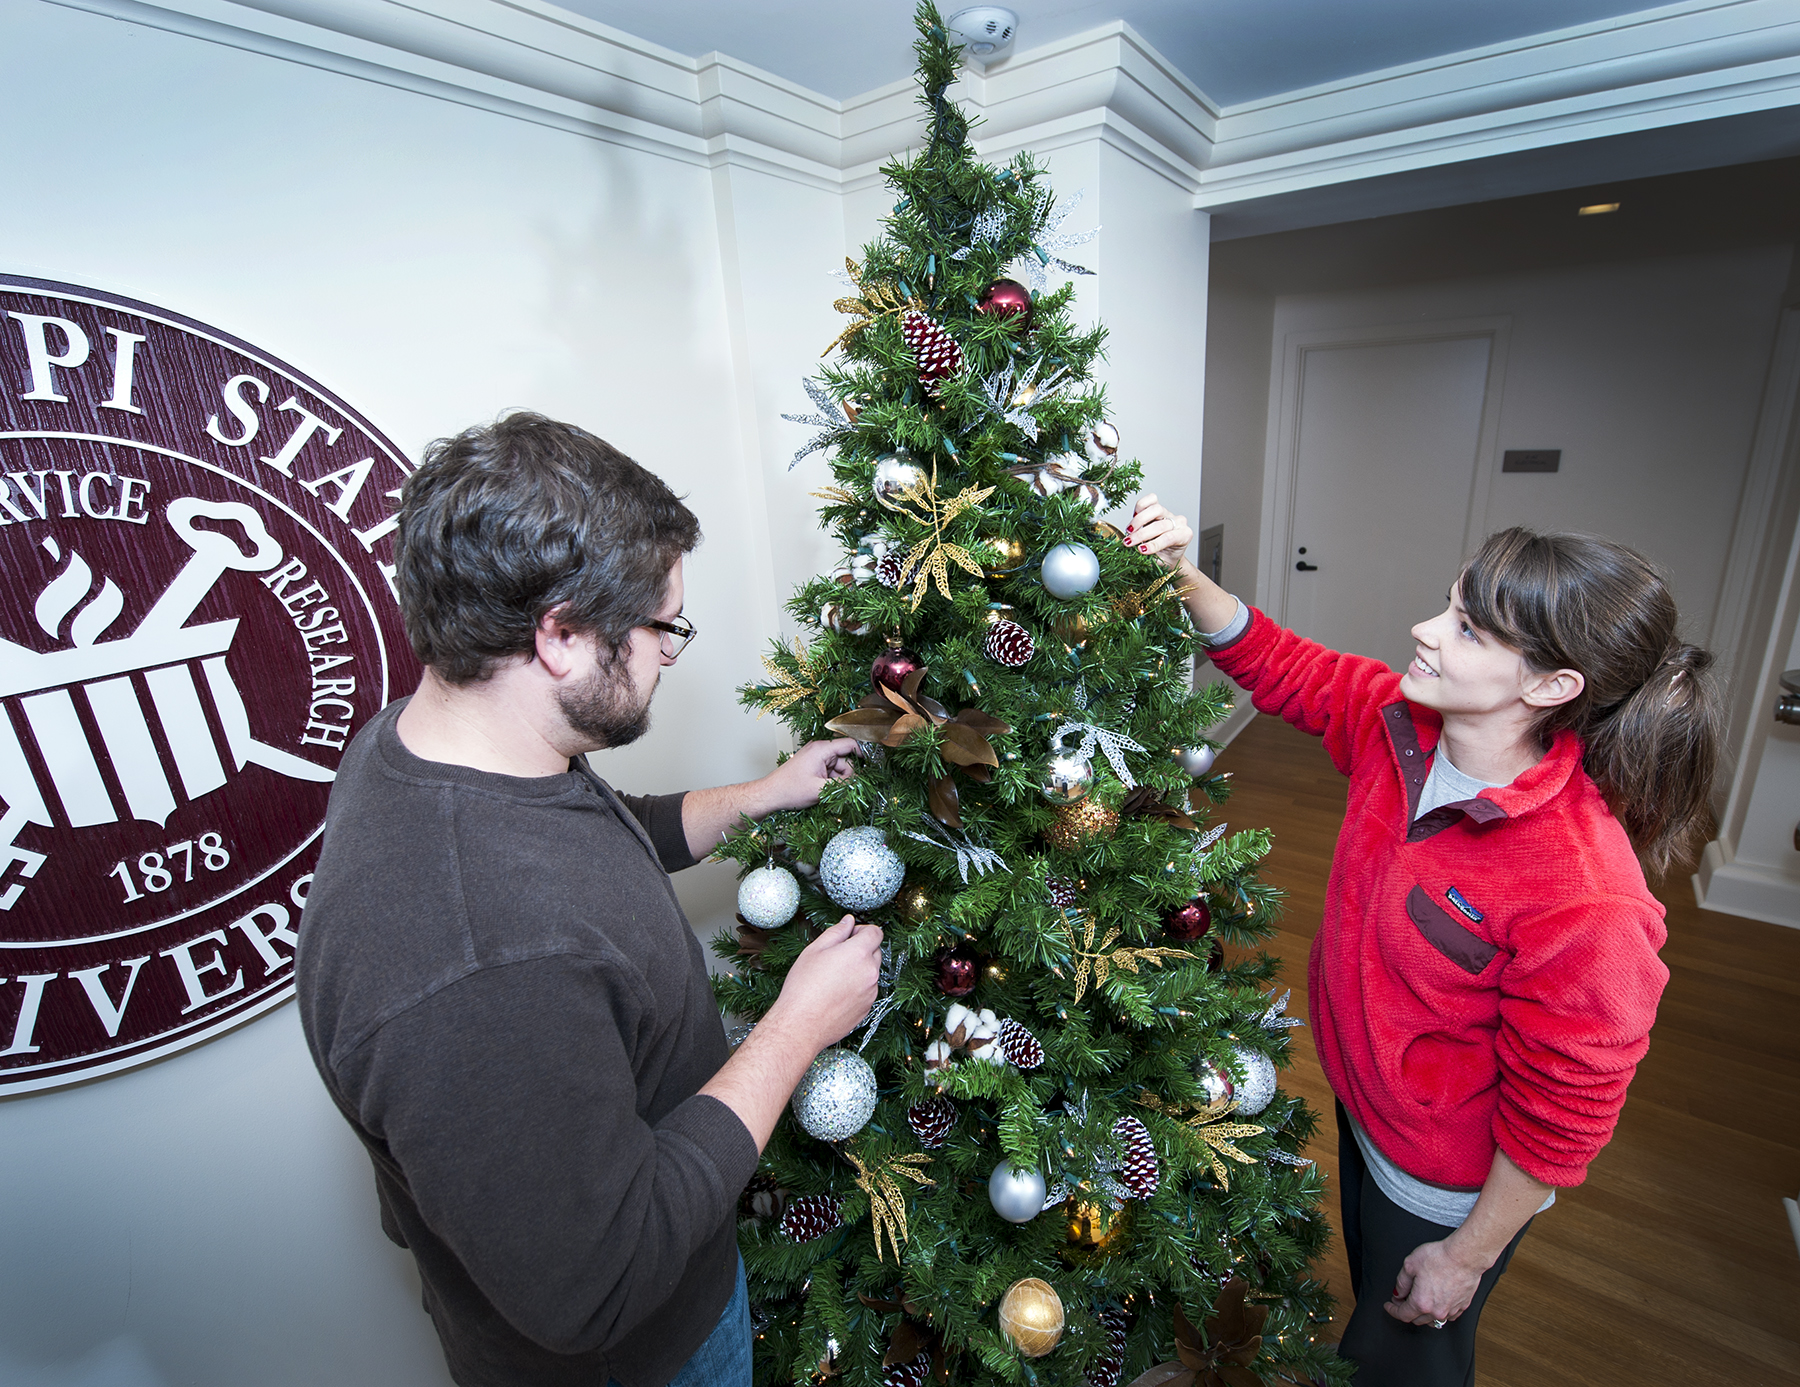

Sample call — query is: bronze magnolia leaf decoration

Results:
[824,667,1011,828]
[1120,784,1198,832]
[1123,1280,1267,1387]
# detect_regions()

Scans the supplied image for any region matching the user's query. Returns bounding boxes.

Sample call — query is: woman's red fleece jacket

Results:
[1210,609,1668,1188]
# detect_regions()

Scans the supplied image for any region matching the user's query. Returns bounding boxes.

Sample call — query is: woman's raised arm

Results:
[1126,494,1240,635]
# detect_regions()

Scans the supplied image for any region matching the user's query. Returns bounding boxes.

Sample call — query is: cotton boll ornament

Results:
[819,826,904,912]
[790,1047,878,1142]
[736,865,800,929]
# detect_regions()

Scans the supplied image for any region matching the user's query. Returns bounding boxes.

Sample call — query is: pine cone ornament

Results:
[875,552,907,588]
[1047,875,1079,909]
[907,1095,958,1148]
[739,1172,784,1221]
[779,1193,844,1242]
[1113,1115,1160,1199]
[1084,1309,1129,1387]
[901,309,963,388]
[884,1352,931,1387]
[996,1018,1045,1071]
[982,619,1036,668]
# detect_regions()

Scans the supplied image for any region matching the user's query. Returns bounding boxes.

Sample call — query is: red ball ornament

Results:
[872,636,924,692]
[1162,897,1211,942]
[977,278,1033,329]
[935,948,978,997]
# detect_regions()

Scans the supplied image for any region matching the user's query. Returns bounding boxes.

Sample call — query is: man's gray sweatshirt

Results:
[296,700,758,1387]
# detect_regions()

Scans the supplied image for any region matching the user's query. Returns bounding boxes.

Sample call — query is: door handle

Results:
[1295,561,1319,572]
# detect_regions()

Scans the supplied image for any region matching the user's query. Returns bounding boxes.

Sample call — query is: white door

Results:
[1281,334,1493,671]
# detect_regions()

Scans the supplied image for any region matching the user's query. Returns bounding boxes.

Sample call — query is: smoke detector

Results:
[948,7,1018,63]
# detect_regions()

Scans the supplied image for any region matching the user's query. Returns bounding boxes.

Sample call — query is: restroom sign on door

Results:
[0,277,418,1093]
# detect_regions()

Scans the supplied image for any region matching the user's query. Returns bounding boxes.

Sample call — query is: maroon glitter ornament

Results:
[872,635,925,692]
[935,948,978,996]
[977,278,1033,328]
[1162,896,1211,942]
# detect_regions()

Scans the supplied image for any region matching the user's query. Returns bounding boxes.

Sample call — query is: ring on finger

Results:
[1431,1319,1447,1330]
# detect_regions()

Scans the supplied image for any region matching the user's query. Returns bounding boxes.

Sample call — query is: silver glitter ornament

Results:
[1229,1042,1277,1117]
[1035,749,1094,805]
[872,451,925,502]
[1170,744,1217,778]
[736,865,800,928]
[1195,1057,1236,1109]
[819,826,904,912]
[987,1160,1048,1223]
[1040,542,1101,599]
[790,1047,878,1142]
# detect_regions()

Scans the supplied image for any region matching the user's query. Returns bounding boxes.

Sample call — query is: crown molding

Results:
[1196,0,1800,209]
[40,0,1800,211]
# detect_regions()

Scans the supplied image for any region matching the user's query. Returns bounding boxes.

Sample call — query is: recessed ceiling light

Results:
[1578,203,1621,216]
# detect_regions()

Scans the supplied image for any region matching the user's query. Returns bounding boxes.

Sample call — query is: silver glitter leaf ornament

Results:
[791,1047,878,1142]
[819,826,904,911]
[780,375,853,471]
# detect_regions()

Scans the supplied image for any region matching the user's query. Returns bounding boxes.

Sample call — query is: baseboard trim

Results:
[1692,838,1800,929]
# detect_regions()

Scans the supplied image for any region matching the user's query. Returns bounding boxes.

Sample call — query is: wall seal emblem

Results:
[0,276,418,1093]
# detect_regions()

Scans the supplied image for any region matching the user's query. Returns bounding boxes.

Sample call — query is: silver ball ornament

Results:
[791,1047,878,1142]
[1040,542,1101,600]
[1170,744,1217,778]
[819,826,904,912]
[872,451,924,502]
[987,1160,1048,1223]
[1035,749,1094,805]
[1195,1057,1236,1109]
[736,865,800,928]
[1229,1042,1277,1117]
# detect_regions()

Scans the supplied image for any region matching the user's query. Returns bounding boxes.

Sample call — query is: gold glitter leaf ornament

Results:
[756,636,827,717]
[1062,911,1192,1005]
[825,259,923,356]
[878,464,995,610]
[846,1147,934,1262]
[1139,1092,1265,1190]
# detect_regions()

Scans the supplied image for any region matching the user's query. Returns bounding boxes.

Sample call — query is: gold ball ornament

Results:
[1062,1199,1134,1263]
[894,881,935,924]
[998,1277,1065,1358]
[981,532,1029,576]
[1044,799,1120,852]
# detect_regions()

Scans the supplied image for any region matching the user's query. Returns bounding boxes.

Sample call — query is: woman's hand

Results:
[1386,1238,1486,1327]
[1126,493,1193,571]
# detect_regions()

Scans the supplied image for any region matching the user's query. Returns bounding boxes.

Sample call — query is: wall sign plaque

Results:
[0,277,418,1093]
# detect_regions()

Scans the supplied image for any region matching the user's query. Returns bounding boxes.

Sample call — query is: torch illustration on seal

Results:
[0,498,336,909]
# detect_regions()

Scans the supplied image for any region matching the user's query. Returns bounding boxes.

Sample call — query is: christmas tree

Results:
[713,8,1346,1384]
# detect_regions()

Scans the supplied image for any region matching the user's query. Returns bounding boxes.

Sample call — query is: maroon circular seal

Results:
[0,276,419,1093]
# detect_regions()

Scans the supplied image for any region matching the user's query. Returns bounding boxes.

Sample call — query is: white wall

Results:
[0,1,804,1382]
[1204,246,1790,647]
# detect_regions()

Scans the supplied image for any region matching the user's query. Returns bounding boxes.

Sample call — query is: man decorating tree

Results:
[297,410,881,1387]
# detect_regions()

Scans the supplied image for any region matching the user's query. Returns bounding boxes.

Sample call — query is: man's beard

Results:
[558,656,655,748]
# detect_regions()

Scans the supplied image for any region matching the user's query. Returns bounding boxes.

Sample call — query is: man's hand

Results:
[768,916,885,1051]
[679,738,860,858]
[700,917,884,1152]
[757,739,860,814]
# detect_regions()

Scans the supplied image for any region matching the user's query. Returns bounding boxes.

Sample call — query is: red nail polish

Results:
[1139,544,1149,552]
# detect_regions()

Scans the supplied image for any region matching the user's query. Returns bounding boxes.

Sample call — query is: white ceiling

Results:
[552,0,1667,106]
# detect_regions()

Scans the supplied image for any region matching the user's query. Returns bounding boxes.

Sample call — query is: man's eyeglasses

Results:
[640,616,697,661]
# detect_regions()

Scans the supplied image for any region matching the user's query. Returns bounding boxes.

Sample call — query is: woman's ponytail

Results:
[1461,529,1725,878]
[1579,642,1723,876]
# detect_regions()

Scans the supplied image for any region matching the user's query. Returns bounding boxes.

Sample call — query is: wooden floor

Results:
[1211,713,1800,1387]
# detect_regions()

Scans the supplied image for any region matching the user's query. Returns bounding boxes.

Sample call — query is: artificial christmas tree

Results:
[715,8,1346,1384]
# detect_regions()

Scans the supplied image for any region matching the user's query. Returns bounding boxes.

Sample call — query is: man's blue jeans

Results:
[609,1256,750,1387]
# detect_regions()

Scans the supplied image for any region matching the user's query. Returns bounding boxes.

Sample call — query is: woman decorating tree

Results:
[1126,496,1722,1386]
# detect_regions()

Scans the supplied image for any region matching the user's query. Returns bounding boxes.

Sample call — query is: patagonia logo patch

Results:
[1445,886,1484,923]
